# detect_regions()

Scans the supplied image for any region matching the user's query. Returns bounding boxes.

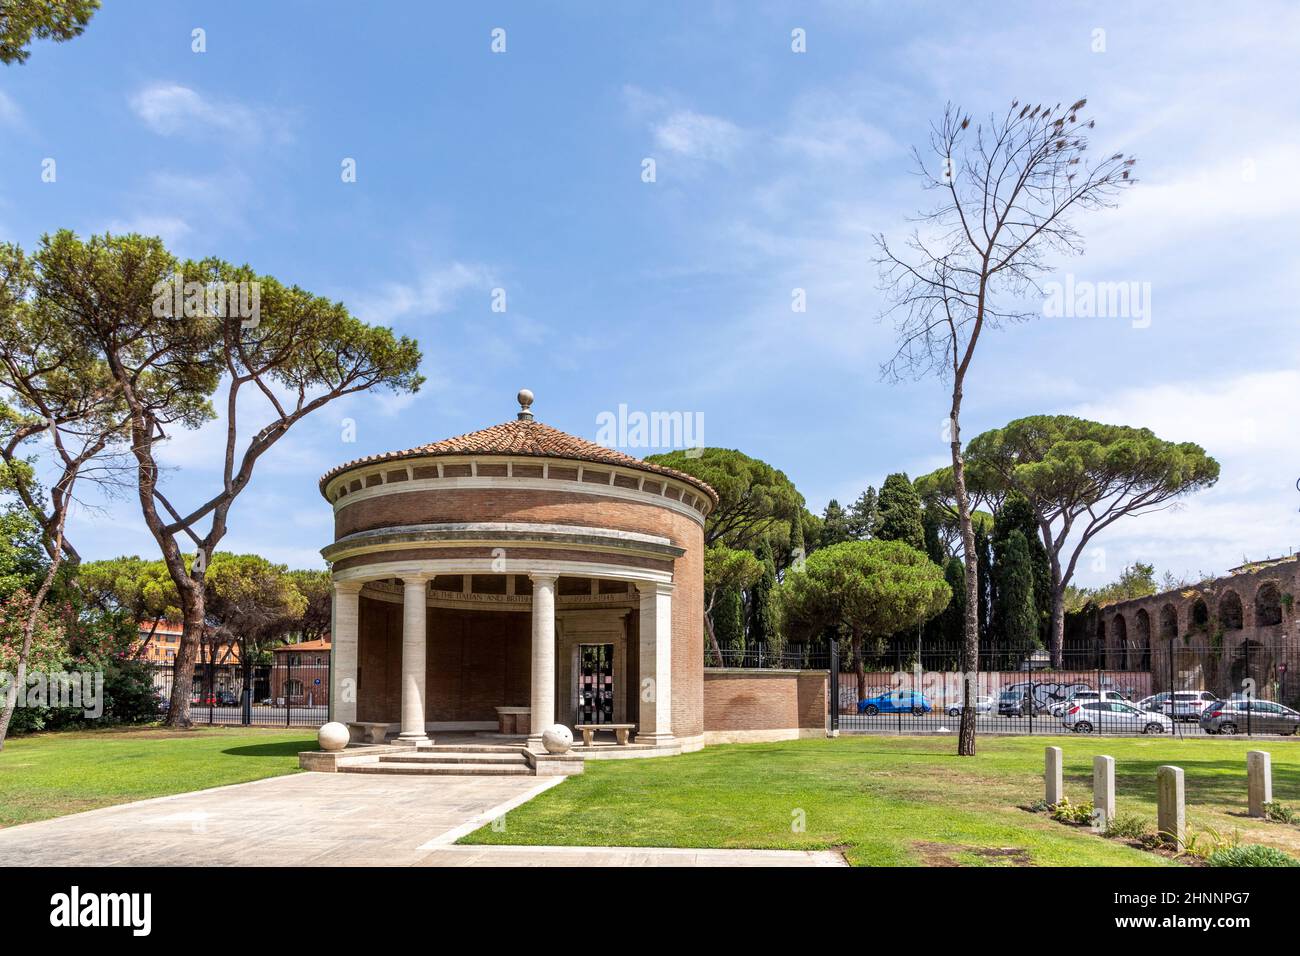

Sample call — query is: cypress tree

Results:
[939,556,967,645]
[975,521,994,654]
[847,487,878,540]
[749,540,779,654]
[994,492,1052,645]
[995,530,1040,654]
[875,472,925,550]
[712,585,745,658]
[820,499,852,547]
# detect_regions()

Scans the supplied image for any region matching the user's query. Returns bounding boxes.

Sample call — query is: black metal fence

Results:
[710,637,1300,738]
[151,657,330,727]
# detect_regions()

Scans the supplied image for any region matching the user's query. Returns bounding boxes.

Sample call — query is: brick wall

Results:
[701,668,828,744]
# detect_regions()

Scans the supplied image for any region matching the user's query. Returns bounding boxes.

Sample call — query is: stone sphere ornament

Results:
[317,721,350,752]
[541,724,573,754]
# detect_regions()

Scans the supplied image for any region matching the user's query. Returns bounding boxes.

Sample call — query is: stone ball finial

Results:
[541,723,573,754]
[517,388,535,421]
[318,721,350,752]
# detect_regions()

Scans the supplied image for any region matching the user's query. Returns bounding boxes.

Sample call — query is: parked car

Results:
[1200,699,1300,735]
[858,690,934,715]
[998,689,1048,717]
[1169,691,1217,721]
[1047,690,1130,718]
[1136,693,1168,713]
[947,695,994,717]
[215,690,239,706]
[1060,700,1172,734]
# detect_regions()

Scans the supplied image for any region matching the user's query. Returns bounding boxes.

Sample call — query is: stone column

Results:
[330,582,363,725]
[1044,746,1063,805]
[398,574,430,743]
[1157,765,1185,845]
[528,573,558,750]
[1093,755,1115,828]
[1247,750,1272,817]
[636,581,674,746]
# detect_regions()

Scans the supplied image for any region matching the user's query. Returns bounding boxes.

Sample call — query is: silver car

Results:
[1060,700,1173,734]
[1200,699,1300,735]
[1169,690,1217,721]
[947,695,994,717]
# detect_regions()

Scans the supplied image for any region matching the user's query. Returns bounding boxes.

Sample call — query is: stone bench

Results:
[574,723,636,746]
[494,706,530,735]
[346,721,393,745]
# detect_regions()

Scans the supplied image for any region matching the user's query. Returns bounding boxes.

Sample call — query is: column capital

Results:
[401,573,432,587]
[636,580,674,596]
[528,572,559,586]
[333,580,365,595]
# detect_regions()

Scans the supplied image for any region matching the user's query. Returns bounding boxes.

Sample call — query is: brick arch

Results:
[1131,608,1152,669]
[1159,602,1178,640]
[1110,613,1128,669]
[1256,581,1283,627]
[1218,589,1244,631]
[1189,596,1210,635]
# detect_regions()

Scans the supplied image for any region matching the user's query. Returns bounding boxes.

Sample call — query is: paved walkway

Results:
[0,773,845,867]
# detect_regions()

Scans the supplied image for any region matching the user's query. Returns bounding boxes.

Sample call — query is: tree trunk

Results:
[164,584,206,728]
[704,609,725,667]
[949,390,979,757]
[1049,587,1066,669]
[852,634,867,704]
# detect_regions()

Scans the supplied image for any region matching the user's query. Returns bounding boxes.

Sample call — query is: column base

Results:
[526,734,545,753]
[396,732,431,747]
[633,733,676,747]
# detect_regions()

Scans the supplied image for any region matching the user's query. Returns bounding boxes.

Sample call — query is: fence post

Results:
[1157,765,1185,845]
[1092,755,1115,828]
[286,653,293,727]
[207,657,214,726]
[828,640,840,736]
[1045,746,1063,805]
[1247,750,1272,817]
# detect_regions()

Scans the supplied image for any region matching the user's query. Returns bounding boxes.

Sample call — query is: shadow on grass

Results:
[221,740,313,758]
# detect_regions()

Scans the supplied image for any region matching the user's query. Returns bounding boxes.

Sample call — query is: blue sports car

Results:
[858,690,933,715]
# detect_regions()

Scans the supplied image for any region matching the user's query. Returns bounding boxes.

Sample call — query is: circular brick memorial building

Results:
[319,390,715,754]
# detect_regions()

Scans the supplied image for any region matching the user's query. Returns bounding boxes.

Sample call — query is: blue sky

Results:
[2,1,1297,585]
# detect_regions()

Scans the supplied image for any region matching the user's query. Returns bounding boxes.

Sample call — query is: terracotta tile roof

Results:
[274,638,332,653]
[319,419,717,505]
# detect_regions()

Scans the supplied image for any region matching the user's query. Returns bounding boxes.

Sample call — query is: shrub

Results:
[1049,798,1096,825]
[1208,844,1300,867]
[1104,814,1153,841]
[1263,802,1296,825]
[1174,824,1239,861]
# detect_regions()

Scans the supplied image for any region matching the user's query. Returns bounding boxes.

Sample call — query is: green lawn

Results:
[0,727,315,828]
[461,735,1300,866]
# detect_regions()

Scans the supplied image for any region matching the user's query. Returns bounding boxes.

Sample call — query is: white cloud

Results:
[349,262,496,326]
[104,215,192,245]
[0,90,22,127]
[129,83,289,144]
[652,109,746,162]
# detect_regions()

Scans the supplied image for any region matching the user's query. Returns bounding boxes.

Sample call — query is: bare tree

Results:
[876,99,1136,755]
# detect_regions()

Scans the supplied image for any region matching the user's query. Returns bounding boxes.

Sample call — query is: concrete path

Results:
[0,772,845,867]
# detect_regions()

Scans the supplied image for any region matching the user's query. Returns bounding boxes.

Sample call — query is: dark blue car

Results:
[858,690,933,715]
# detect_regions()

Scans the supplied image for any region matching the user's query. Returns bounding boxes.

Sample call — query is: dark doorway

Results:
[579,643,615,724]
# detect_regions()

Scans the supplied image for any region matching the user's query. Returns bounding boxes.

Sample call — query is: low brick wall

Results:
[702,668,828,744]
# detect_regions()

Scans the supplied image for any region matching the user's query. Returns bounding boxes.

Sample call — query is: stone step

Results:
[341,760,532,776]
[416,744,526,754]
[385,751,528,765]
